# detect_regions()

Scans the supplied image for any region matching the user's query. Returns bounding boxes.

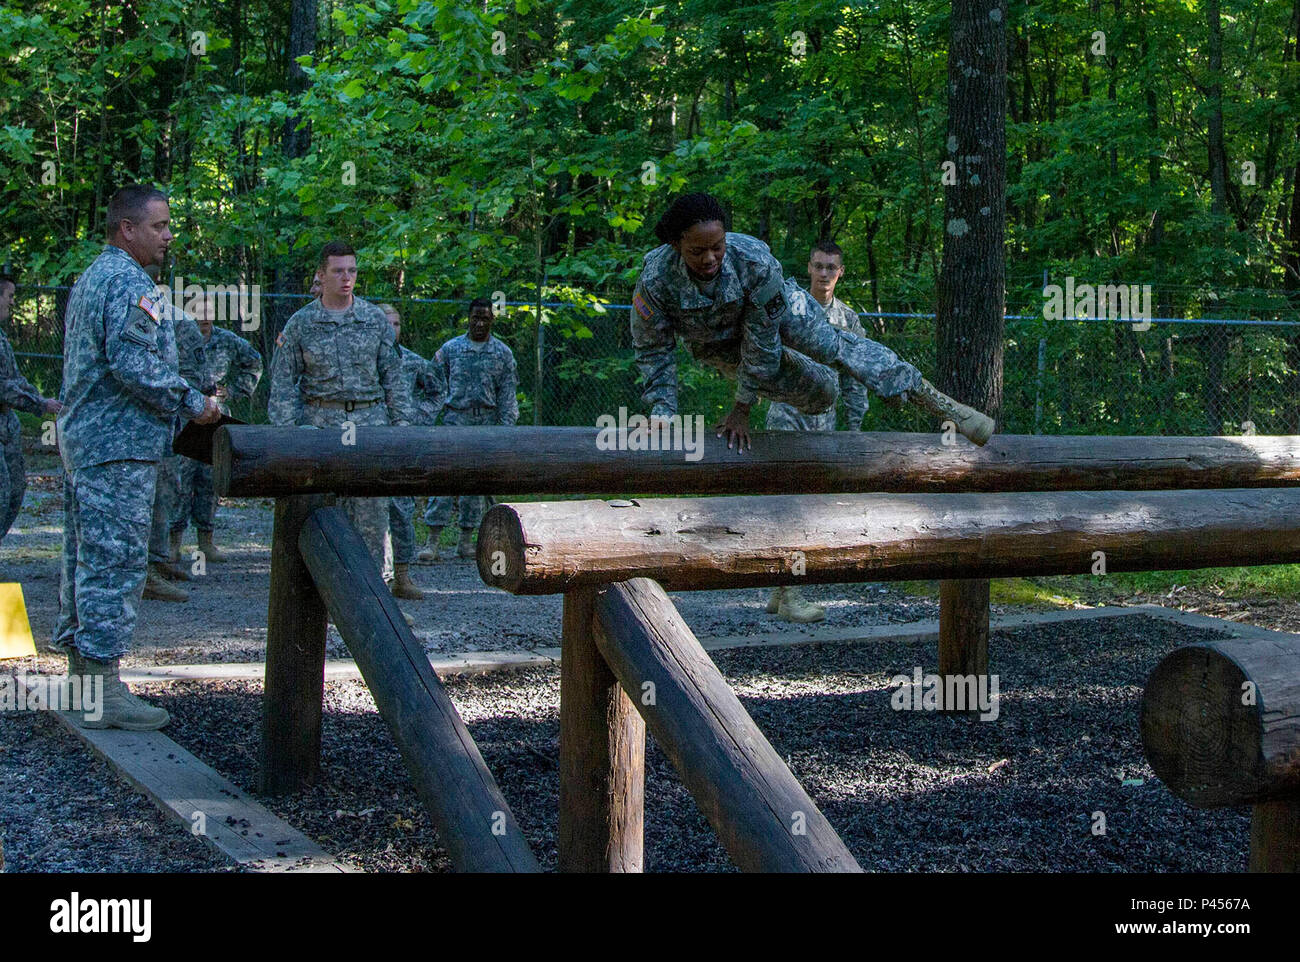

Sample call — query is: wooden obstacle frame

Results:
[216,425,1300,872]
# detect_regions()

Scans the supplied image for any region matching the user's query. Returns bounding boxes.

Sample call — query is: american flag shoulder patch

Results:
[137,293,163,322]
[632,291,654,321]
[275,331,286,348]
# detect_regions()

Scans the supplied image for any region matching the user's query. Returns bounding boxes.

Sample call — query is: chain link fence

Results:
[6,279,1298,437]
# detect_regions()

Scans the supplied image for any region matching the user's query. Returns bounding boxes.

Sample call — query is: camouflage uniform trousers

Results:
[172,457,216,534]
[765,398,836,432]
[149,454,181,564]
[389,496,418,565]
[694,303,919,416]
[424,408,494,531]
[303,402,393,578]
[0,412,25,542]
[51,460,156,661]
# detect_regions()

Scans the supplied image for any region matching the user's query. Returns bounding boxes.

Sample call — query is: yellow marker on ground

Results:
[0,583,37,658]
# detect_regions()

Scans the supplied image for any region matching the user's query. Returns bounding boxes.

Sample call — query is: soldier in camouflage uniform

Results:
[52,185,222,730]
[763,241,870,624]
[0,276,62,544]
[139,264,204,602]
[418,298,518,562]
[171,294,263,565]
[268,241,412,584]
[630,194,922,454]
[379,304,439,596]
[765,242,869,434]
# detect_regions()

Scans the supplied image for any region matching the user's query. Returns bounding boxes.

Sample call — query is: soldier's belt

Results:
[447,404,496,415]
[305,397,381,412]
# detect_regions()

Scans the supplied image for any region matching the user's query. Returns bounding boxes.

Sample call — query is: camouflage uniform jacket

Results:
[58,245,207,471]
[1,329,46,419]
[396,344,441,426]
[266,295,412,426]
[201,325,263,415]
[429,333,518,426]
[631,231,820,418]
[814,295,870,429]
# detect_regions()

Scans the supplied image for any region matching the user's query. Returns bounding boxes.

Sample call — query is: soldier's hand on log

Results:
[42,398,62,415]
[194,395,222,424]
[714,402,752,453]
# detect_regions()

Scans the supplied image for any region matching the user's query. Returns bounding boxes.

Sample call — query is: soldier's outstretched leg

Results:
[779,286,994,444]
[690,339,839,418]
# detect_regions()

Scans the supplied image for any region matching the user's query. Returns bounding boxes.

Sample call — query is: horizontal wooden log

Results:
[592,578,861,872]
[299,506,540,873]
[479,488,1300,594]
[1141,637,1300,808]
[213,425,1300,498]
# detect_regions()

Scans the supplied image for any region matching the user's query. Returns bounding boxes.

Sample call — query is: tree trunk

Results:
[935,0,1008,705]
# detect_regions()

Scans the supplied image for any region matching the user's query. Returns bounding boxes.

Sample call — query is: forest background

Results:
[2,0,1299,435]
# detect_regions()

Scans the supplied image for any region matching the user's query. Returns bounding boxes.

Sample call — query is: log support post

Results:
[592,578,861,872]
[558,588,645,872]
[300,506,540,872]
[1250,800,1300,872]
[259,494,332,795]
[938,579,991,712]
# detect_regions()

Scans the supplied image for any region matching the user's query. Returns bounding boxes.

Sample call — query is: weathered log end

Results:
[477,503,527,594]
[1141,639,1300,808]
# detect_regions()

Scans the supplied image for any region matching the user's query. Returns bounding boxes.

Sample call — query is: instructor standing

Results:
[52,184,221,730]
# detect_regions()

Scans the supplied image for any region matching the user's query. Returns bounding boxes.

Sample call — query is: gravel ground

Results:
[0,707,232,872]
[3,611,1239,874]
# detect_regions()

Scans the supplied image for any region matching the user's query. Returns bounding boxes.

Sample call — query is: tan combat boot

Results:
[197,530,228,563]
[168,528,183,563]
[63,647,86,706]
[143,563,189,602]
[78,656,170,731]
[159,559,194,582]
[457,527,475,559]
[907,379,995,446]
[391,563,425,601]
[766,587,785,614]
[416,525,443,563]
[777,586,826,624]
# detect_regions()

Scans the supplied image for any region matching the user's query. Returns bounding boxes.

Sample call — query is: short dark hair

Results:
[318,240,357,268]
[652,192,730,245]
[107,184,167,238]
[810,240,843,262]
[468,297,494,317]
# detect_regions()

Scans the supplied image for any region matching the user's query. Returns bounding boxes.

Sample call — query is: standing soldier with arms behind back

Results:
[171,293,263,565]
[0,274,62,545]
[52,185,222,730]
[763,240,870,624]
[268,240,412,588]
[418,298,518,562]
[379,303,439,598]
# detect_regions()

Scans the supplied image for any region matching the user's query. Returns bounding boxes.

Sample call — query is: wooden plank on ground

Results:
[47,708,352,872]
